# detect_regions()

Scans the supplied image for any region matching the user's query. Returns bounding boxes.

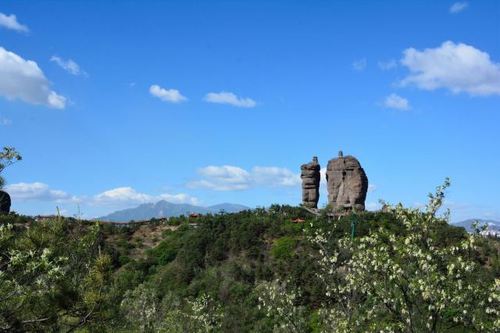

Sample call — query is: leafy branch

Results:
[0,147,22,189]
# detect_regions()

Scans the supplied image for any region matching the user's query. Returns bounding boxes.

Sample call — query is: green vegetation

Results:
[0,214,113,332]
[0,183,499,332]
[0,146,22,189]
[271,236,298,260]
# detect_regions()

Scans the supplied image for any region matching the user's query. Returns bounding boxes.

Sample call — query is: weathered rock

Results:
[326,151,368,212]
[0,190,11,214]
[301,156,321,209]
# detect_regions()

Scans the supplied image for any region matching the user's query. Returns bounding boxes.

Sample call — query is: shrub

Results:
[271,236,298,260]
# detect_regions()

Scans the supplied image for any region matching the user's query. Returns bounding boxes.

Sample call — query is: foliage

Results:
[257,279,308,332]
[0,182,498,332]
[0,217,112,332]
[259,180,499,332]
[271,236,298,260]
[120,283,222,333]
[0,147,22,189]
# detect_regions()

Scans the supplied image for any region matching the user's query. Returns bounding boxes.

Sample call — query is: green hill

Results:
[1,199,499,332]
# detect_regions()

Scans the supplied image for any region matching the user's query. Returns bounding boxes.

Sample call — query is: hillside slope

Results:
[2,204,499,332]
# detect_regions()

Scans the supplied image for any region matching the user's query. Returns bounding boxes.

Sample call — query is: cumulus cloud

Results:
[94,187,199,205]
[188,165,300,191]
[188,166,251,191]
[400,41,500,96]
[94,187,151,203]
[149,84,187,103]
[383,93,410,110]
[5,182,75,202]
[157,193,200,205]
[50,56,87,76]
[204,92,256,108]
[0,47,66,108]
[450,2,468,14]
[5,181,199,208]
[251,167,301,187]
[378,59,397,70]
[0,13,28,32]
[352,58,367,71]
[366,202,381,211]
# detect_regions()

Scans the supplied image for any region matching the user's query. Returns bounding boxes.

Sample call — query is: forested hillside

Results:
[1,185,499,332]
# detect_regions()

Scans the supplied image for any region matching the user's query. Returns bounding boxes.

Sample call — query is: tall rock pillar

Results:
[301,156,321,209]
[326,151,368,212]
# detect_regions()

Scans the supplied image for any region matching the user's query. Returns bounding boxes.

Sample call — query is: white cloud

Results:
[320,167,327,180]
[149,84,187,103]
[450,2,468,14]
[157,193,200,205]
[5,182,74,202]
[352,58,367,71]
[0,47,66,108]
[50,56,87,76]
[378,59,397,70]
[400,41,500,96]
[0,13,28,32]
[383,93,410,110]
[204,92,256,108]
[366,202,381,211]
[425,200,500,223]
[94,186,199,205]
[316,167,328,198]
[6,182,198,207]
[188,166,251,191]
[368,184,377,193]
[47,91,66,109]
[188,165,300,191]
[94,187,151,203]
[251,167,301,187]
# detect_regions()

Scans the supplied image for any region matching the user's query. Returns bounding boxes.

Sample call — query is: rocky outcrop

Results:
[326,151,368,212]
[0,190,11,214]
[301,156,321,209]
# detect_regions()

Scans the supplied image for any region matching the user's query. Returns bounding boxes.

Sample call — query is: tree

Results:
[259,179,499,332]
[0,216,113,332]
[0,147,22,189]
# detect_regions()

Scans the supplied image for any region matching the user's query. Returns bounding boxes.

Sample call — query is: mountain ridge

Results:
[453,218,500,236]
[98,200,250,222]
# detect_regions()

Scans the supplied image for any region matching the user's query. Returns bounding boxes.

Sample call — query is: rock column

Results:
[301,156,321,209]
[326,151,368,212]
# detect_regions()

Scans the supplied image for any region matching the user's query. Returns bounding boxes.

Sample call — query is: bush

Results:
[271,236,297,260]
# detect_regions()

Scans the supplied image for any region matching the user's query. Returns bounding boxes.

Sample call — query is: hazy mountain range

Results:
[453,219,500,236]
[98,200,250,222]
[99,202,500,232]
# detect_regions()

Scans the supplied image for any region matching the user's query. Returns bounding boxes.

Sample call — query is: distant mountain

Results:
[208,203,250,213]
[98,200,250,222]
[453,219,500,236]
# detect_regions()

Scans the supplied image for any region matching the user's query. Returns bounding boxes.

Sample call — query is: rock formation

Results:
[0,190,11,214]
[301,156,321,209]
[326,151,368,212]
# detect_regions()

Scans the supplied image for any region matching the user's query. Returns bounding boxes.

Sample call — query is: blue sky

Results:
[0,0,499,221]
